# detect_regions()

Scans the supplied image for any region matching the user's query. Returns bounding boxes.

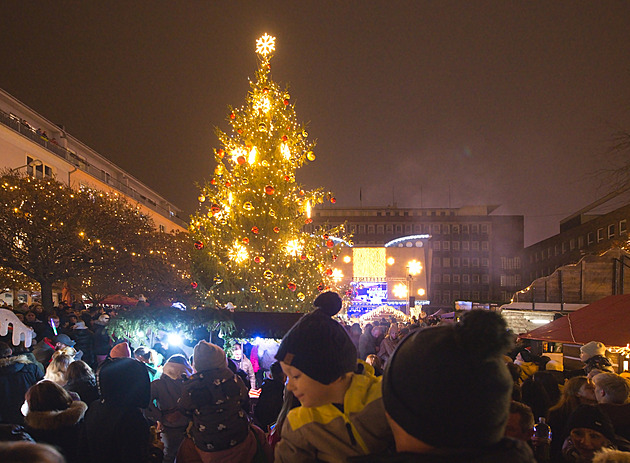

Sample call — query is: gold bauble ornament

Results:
[263,270,274,280]
[243,202,253,211]
[306,151,316,161]
[297,292,305,301]
[250,286,258,293]
[198,195,206,202]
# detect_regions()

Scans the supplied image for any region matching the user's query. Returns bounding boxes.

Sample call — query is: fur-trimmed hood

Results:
[25,400,87,430]
[0,354,35,369]
[162,360,193,380]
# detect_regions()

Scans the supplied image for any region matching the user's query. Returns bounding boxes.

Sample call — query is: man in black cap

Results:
[274,292,394,462]
[32,333,80,365]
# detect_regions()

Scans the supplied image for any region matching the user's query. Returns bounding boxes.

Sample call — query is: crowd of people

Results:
[1,296,630,462]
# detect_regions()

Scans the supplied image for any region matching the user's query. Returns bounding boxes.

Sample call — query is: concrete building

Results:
[308,205,524,311]
[0,88,186,233]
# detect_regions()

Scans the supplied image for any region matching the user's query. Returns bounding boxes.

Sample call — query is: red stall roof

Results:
[518,294,630,347]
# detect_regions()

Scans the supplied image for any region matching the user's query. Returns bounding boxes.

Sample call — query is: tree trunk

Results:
[40,280,54,311]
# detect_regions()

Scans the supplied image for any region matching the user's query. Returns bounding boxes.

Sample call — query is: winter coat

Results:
[145,360,191,429]
[65,377,99,406]
[347,438,536,463]
[377,336,398,365]
[32,338,56,365]
[80,358,153,463]
[179,366,250,452]
[274,363,394,463]
[0,354,44,424]
[234,354,256,389]
[176,424,272,463]
[92,322,111,356]
[254,377,285,430]
[25,400,87,463]
[69,326,95,367]
[358,332,377,360]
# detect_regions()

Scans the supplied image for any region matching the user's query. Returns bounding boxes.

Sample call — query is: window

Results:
[443,258,450,267]
[570,239,576,251]
[433,257,441,267]
[501,257,521,269]
[588,232,594,245]
[434,241,441,251]
[547,248,552,258]
[482,274,490,284]
[453,290,460,300]
[597,228,604,242]
[395,224,402,233]
[443,241,450,251]
[462,241,470,251]
[433,290,441,301]
[481,224,489,234]
[472,274,480,284]
[386,224,393,233]
[452,274,460,284]
[368,225,375,234]
[608,224,615,239]
[462,224,469,234]
[414,224,422,233]
[432,224,441,234]
[405,224,412,233]
[578,236,584,249]
[472,241,479,251]
[463,291,471,300]
[472,291,480,300]
[472,258,479,267]
[453,241,460,251]
[462,258,470,267]
[471,224,479,234]
[358,225,365,234]
[481,241,489,251]
[159,224,166,233]
[433,274,441,283]
[443,291,451,303]
[462,274,470,284]
[453,258,460,267]
[452,225,460,234]
[554,245,559,256]
[377,225,384,234]
[562,242,567,253]
[621,220,628,234]
[481,258,489,267]
[443,224,450,234]
[443,274,451,283]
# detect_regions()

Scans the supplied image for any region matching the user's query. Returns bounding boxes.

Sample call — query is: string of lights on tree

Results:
[190,34,351,312]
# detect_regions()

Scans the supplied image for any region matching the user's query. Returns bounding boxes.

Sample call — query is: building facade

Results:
[0,88,186,233]
[308,205,524,310]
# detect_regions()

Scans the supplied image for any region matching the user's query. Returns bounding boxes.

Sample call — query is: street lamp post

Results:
[9,158,42,173]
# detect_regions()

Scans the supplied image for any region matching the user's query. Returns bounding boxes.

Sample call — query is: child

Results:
[274,292,394,462]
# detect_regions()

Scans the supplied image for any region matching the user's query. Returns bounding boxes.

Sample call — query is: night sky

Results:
[1,2,629,245]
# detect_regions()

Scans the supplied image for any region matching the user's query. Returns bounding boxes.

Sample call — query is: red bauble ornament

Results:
[251,226,259,234]
[287,282,297,291]
[317,283,324,292]
[254,256,261,263]
[263,87,269,94]
[284,99,289,106]
[237,128,243,134]
[225,181,231,187]
[191,282,198,289]
[326,240,334,248]
[323,233,329,239]
[332,254,338,261]
[265,185,275,195]
[325,268,333,275]
[210,178,216,185]
[284,175,290,181]
[305,218,313,224]
[211,204,221,213]
[273,227,280,233]
[300,254,307,261]
[230,112,235,119]
[331,197,337,203]
[243,237,250,244]
[217,149,224,158]
[237,156,246,165]
[194,241,204,250]
[282,135,288,142]
[299,190,305,196]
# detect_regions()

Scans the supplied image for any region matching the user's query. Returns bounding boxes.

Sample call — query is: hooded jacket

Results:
[145,359,192,429]
[81,358,153,463]
[0,354,44,424]
[275,362,394,463]
[25,400,87,463]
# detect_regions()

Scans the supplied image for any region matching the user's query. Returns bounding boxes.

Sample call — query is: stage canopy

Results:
[518,294,630,347]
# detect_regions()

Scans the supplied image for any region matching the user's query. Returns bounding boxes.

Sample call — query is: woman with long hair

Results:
[44,352,73,387]
[64,360,99,405]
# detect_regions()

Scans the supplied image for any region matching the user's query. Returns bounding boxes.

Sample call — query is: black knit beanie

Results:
[275,292,357,385]
[566,405,616,442]
[383,310,513,449]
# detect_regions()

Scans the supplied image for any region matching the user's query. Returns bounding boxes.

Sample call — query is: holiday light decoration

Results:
[190,35,350,312]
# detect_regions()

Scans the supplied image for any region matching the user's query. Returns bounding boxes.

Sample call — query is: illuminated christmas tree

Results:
[190,34,350,312]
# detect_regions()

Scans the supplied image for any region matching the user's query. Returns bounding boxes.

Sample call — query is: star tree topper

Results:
[256,33,276,56]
